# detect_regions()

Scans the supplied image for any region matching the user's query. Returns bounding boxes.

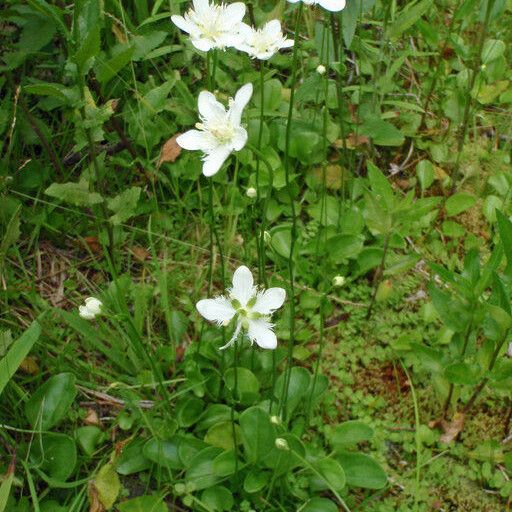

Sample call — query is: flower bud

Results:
[507,342,512,358]
[270,415,281,425]
[316,64,327,75]
[332,275,346,288]
[264,231,271,245]
[275,437,290,451]
[246,187,257,199]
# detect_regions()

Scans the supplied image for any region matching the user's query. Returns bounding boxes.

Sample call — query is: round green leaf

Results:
[243,469,270,494]
[337,452,387,489]
[204,421,241,451]
[176,397,204,427]
[274,367,311,418]
[239,407,276,464]
[25,373,77,430]
[224,367,260,405]
[75,426,103,456]
[143,437,182,470]
[201,486,234,511]
[302,498,338,512]
[445,193,476,217]
[117,495,167,512]
[312,458,346,491]
[185,447,223,491]
[330,421,374,450]
[31,433,77,482]
[116,440,151,475]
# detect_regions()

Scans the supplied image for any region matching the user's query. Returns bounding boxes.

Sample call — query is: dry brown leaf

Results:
[335,133,369,149]
[20,357,39,375]
[312,164,346,190]
[88,482,105,512]
[439,412,465,443]
[84,236,102,254]
[84,408,100,427]
[158,134,182,167]
[131,246,150,262]
[111,24,127,44]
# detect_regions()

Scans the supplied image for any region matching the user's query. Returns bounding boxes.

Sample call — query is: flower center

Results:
[194,7,225,41]
[209,122,235,144]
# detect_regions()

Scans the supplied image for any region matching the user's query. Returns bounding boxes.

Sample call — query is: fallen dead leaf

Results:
[335,133,369,149]
[88,482,105,512]
[84,408,100,427]
[158,134,182,167]
[20,357,39,375]
[432,412,465,443]
[312,164,346,190]
[84,236,102,254]
[131,246,150,262]
[111,23,127,44]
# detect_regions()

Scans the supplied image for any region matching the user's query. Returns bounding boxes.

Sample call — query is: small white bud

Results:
[263,231,271,245]
[270,415,281,425]
[246,187,257,199]
[507,342,512,358]
[79,297,103,320]
[332,275,346,288]
[275,437,289,451]
[316,64,326,75]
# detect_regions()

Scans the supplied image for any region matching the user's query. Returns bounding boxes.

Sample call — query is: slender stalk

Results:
[442,316,473,419]
[305,294,326,424]
[462,329,509,414]
[366,232,391,320]
[419,0,463,128]
[230,338,240,482]
[330,13,348,168]
[280,1,303,421]
[452,0,494,182]
[400,361,421,492]
[256,62,266,285]
[247,143,274,287]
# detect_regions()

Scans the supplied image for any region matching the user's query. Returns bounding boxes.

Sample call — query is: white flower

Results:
[316,64,326,75]
[287,0,346,11]
[332,275,346,288]
[246,187,257,198]
[196,265,286,350]
[236,20,294,60]
[177,83,253,176]
[79,297,103,320]
[171,0,246,52]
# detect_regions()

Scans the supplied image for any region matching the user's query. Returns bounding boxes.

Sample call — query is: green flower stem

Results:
[330,13,348,168]
[419,0,463,128]
[247,143,274,287]
[442,314,474,419]
[231,337,240,482]
[280,1,303,421]
[452,0,495,182]
[305,294,326,424]
[256,61,266,285]
[366,232,391,320]
[399,361,421,494]
[307,40,331,424]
